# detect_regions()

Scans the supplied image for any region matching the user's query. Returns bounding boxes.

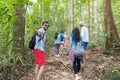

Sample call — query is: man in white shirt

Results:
[80,22,89,60]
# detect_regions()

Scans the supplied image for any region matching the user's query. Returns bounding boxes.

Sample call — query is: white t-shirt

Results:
[81,26,89,42]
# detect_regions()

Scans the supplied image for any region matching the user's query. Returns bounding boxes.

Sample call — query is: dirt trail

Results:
[19,45,120,80]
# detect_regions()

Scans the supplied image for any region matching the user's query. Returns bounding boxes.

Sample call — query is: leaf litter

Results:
[19,45,120,80]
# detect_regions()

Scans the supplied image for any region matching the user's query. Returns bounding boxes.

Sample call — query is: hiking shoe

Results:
[55,54,60,57]
[75,76,80,80]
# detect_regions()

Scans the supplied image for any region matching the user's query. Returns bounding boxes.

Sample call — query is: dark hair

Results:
[72,27,80,42]
[54,32,58,39]
[60,31,64,33]
[42,21,48,26]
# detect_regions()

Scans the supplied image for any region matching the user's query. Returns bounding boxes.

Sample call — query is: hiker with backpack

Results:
[69,27,84,80]
[54,32,60,57]
[58,31,65,52]
[32,21,49,80]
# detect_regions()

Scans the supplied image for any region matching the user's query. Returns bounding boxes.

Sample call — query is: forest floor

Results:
[19,45,120,80]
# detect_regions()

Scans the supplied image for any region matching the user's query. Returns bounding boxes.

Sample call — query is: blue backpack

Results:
[60,34,64,41]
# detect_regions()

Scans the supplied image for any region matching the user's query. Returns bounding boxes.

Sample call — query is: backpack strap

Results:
[38,30,45,42]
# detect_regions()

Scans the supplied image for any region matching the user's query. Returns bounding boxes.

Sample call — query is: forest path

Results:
[19,45,120,80]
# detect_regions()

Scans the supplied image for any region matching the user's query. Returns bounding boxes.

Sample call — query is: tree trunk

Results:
[67,0,72,34]
[92,0,94,24]
[65,0,69,34]
[69,1,72,32]
[40,3,43,22]
[103,0,119,50]
[72,0,74,28]
[13,4,25,54]
[88,0,90,32]
[52,0,56,31]
[95,0,99,28]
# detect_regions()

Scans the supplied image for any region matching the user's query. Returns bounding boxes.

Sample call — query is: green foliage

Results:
[0,51,34,79]
[0,0,120,79]
[0,0,16,24]
[0,0,15,54]
[0,52,22,79]
[105,42,120,55]
[102,67,120,80]
[88,25,106,49]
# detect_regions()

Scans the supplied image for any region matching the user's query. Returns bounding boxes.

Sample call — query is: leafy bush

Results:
[0,51,34,79]
[88,25,106,49]
[102,67,120,80]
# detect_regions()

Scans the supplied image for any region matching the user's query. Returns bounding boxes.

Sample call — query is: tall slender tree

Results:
[88,0,90,31]
[72,0,74,28]
[92,0,94,24]
[95,0,99,28]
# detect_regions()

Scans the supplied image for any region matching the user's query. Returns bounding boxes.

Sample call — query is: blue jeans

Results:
[73,57,81,74]
[54,44,60,55]
[82,42,88,50]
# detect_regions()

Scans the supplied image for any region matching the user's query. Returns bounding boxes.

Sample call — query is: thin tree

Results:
[88,0,90,31]
[92,0,94,24]
[95,0,99,28]
[72,0,74,28]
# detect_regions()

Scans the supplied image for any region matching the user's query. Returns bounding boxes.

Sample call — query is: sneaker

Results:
[75,75,80,80]
[57,54,60,57]
[55,54,60,57]
[77,76,80,80]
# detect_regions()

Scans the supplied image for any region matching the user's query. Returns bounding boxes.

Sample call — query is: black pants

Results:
[73,57,81,74]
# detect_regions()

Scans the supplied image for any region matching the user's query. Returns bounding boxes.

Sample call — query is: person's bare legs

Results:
[60,43,64,53]
[84,50,89,60]
[36,65,45,80]
[34,64,39,80]
[61,44,64,51]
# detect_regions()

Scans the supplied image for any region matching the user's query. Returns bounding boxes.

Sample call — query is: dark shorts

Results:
[33,49,46,65]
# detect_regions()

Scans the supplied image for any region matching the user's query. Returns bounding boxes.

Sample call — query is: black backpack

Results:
[29,34,36,50]
[29,32,45,50]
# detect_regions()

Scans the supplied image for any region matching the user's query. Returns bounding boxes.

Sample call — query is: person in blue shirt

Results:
[70,27,83,80]
[54,32,60,57]
[58,31,65,52]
